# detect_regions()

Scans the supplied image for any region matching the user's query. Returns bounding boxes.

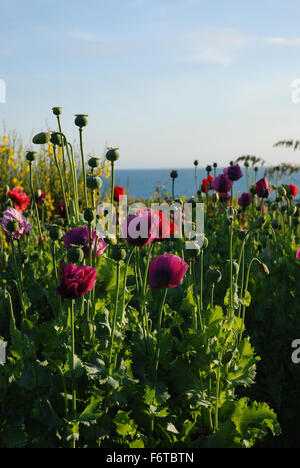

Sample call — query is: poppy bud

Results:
[212,192,219,203]
[106,148,120,162]
[226,260,239,278]
[84,208,95,223]
[288,206,297,216]
[87,176,102,191]
[260,262,270,275]
[32,132,51,145]
[74,114,88,128]
[111,246,127,262]
[88,157,100,168]
[67,246,85,264]
[213,162,218,168]
[52,107,62,116]
[50,132,65,147]
[49,225,63,241]
[26,151,37,162]
[278,186,287,197]
[170,170,178,179]
[35,189,42,200]
[244,161,250,168]
[206,266,222,284]
[6,220,19,233]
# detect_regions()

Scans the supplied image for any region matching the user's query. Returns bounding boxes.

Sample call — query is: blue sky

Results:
[1,0,300,168]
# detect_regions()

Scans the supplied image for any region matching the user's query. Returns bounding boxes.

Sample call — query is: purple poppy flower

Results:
[238,192,252,208]
[121,209,159,247]
[149,254,189,290]
[63,226,108,258]
[212,174,233,193]
[2,208,32,240]
[224,164,243,181]
[255,177,271,199]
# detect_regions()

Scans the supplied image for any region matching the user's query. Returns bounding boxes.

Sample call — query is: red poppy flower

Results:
[55,264,97,299]
[114,186,124,202]
[289,184,298,197]
[201,175,214,193]
[155,210,178,241]
[7,187,30,213]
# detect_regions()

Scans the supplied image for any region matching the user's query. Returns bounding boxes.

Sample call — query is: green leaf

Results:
[114,411,137,438]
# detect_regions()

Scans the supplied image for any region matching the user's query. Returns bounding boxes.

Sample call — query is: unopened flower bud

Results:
[278,186,287,197]
[88,157,100,168]
[206,165,212,173]
[50,132,65,147]
[52,107,62,116]
[170,170,178,179]
[111,246,127,262]
[260,262,270,275]
[49,225,63,241]
[32,132,51,145]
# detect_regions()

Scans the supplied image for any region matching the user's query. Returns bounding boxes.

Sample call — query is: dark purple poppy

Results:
[238,192,252,208]
[212,174,233,193]
[149,254,189,290]
[255,177,271,199]
[224,164,243,181]
[55,264,97,299]
[63,226,108,258]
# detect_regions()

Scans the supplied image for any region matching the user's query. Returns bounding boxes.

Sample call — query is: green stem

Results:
[29,162,44,250]
[70,299,76,449]
[53,146,70,225]
[108,260,121,372]
[214,367,221,432]
[79,128,88,208]
[120,246,135,324]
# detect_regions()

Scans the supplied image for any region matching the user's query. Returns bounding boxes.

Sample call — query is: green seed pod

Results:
[0,251,8,271]
[111,246,127,262]
[104,234,118,246]
[194,160,199,166]
[106,148,120,162]
[206,165,212,173]
[52,107,63,116]
[67,246,85,264]
[26,151,37,162]
[32,132,51,145]
[88,157,100,168]
[49,225,63,241]
[206,267,222,284]
[50,132,65,147]
[244,161,250,168]
[213,162,218,168]
[74,114,88,128]
[6,220,19,233]
[84,208,95,223]
[170,170,178,179]
[86,176,102,191]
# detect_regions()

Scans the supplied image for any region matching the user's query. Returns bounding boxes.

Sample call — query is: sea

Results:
[101,167,300,200]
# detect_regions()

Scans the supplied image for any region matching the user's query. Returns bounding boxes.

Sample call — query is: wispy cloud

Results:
[176,28,245,65]
[264,37,300,46]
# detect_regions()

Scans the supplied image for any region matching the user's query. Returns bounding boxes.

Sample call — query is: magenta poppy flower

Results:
[55,263,97,299]
[149,254,189,290]
[256,177,271,199]
[63,226,108,258]
[212,174,233,193]
[122,209,159,247]
[2,208,32,240]
[224,164,243,182]
[238,192,252,208]
[296,247,300,259]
